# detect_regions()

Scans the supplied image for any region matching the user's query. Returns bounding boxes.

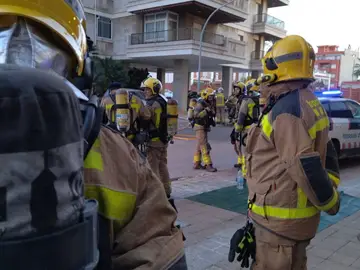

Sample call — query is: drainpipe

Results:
[197,0,237,92]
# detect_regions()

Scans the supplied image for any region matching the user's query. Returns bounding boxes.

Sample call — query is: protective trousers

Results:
[147,146,172,196]
[216,107,225,124]
[234,140,242,166]
[193,129,213,165]
[251,225,309,270]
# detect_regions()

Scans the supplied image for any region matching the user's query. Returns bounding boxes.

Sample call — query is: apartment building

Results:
[82,0,288,111]
[315,45,360,88]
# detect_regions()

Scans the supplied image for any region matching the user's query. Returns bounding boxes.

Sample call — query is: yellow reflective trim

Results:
[93,138,100,147]
[319,107,325,116]
[313,108,320,117]
[328,171,340,187]
[261,114,273,139]
[248,103,255,120]
[317,189,339,212]
[308,117,329,140]
[127,134,135,140]
[130,98,141,113]
[154,107,162,127]
[237,156,242,164]
[85,185,136,226]
[84,139,103,171]
[251,204,319,219]
[241,155,246,176]
[151,137,160,141]
[193,154,201,162]
[297,188,307,208]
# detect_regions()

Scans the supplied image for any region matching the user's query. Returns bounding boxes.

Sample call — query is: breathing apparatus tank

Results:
[167,98,178,144]
[115,89,131,133]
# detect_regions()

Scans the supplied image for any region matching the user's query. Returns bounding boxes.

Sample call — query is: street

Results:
[169,124,360,270]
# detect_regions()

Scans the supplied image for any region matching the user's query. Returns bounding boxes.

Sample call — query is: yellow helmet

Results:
[261,35,315,83]
[245,79,259,92]
[233,81,245,96]
[200,88,215,100]
[1,0,87,76]
[141,77,163,94]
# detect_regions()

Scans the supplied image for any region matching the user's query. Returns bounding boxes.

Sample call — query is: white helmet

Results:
[217,87,224,93]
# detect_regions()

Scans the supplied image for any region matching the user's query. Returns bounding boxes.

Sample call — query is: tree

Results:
[93,57,128,96]
[127,67,150,89]
[353,63,360,79]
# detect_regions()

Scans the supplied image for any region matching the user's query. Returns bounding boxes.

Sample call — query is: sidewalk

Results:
[173,167,360,270]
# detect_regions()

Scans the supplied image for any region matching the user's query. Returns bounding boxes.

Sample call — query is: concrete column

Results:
[156,68,166,84]
[222,66,233,97]
[173,59,190,114]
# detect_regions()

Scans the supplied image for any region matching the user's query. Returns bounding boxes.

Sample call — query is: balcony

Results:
[131,28,225,46]
[252,13,286,39]
[127,28,246,70]
[267,0,290,8]
[82,0,113,13]
[126,0,249,23]
[250,50,264,71]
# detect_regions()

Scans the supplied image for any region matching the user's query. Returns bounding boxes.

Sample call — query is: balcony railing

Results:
[251,50,265,59]
[254,13,285,29]
[130,28,225,46]
[217,0,249,12]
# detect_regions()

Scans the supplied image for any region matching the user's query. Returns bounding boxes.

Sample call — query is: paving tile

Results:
[313,237,349,252]
[313,259,358,270]
[205,266,223,270]
[214,259,242,270]
[328,251,357,267]
[309,246,334,259]
[351,258,360,268]
[307,255,324,268]
[336,241,360,260]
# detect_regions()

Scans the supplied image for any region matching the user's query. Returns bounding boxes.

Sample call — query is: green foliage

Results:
[127,67,150,89]
[93,57,128,96]
[92,57,150,96]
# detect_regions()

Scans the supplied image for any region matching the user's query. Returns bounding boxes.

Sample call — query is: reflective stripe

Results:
[154,107,162,127]
[130,97,140,112]
[328,171,340,187]
[105,104,115,121]
[308,117,329,140]
[127,134,135,140]
[193,154,201,162]
[241,155,246,176]
[151,137,160,141]
[251,203,319,219]
[85,185,136,226]
[317,188,339,212]
[237,156,242,164]
[297,188,308,208]
[261,114,273,139]
[84,138,103,171]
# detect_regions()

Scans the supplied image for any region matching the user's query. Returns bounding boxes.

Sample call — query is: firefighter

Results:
[215,87,226,125]
[229,35,341,269]
[234,79,260,179]
[101,82,151,152]
[227,82,246,168]
[141,77,172,198]
[193,88,217,172]
[0,1,187,269]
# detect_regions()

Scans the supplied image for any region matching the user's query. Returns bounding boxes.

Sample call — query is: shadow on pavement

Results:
[339,157,360,169]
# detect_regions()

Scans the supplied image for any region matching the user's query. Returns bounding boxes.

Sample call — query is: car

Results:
[317,91,360,159]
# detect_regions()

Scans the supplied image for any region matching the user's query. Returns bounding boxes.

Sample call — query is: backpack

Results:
[147,95,169,144]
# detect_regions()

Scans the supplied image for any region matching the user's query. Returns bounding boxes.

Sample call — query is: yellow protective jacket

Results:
[245,81,340,241]
[84,126,185,269]
[193,99,214,131]
[235,97,256,132]
[216,93,225,107]
[146,96,167,147]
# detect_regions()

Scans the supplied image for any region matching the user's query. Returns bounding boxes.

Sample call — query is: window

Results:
[329,101,353,118]
[144,11,178,42]
[238,35,244,42]
[331,64,336,69]
[321,102,330,116]
[346,101,360,118]
[97,16,112,39]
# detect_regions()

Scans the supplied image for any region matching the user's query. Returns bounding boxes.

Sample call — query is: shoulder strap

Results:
[85,106,104,159]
